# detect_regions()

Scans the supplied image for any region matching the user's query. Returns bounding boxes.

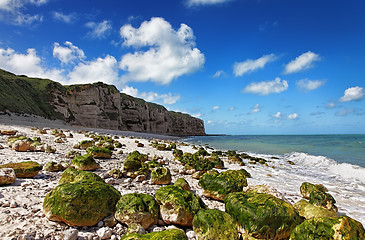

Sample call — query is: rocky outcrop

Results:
[0,69,205,136]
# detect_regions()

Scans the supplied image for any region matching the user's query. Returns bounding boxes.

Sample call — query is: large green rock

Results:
[151,167,172,185]
[174,178,191,191]
[59,168,105,184]
[123,151,149,178]
[193,209,239,240]
[225,192,302,239]
[121,228,187,240]
[198,169,249,201]
[43,180,121,226]
[0,161,42,178]
[44,161,65,172]
[78,140,94,150]
[300,182,337,212]
[293,199,337,220]
[86,146,112,159]
[289,216,365,240]
[176,153,214,171]
[115,193,159,229]
[300,182,327,199]
[155,185,206,226]
[70,154,100,171]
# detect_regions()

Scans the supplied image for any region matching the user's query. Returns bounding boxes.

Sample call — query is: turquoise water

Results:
[185,134,365,167]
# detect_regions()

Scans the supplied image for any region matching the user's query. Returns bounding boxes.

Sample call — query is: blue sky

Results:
[0,0,364,134]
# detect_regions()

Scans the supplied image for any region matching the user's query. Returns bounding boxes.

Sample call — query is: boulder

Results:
[293,199,337,219]
[300,182,327,199]
[193,209,239,240]
[65,150,81,159]
[78,140,94,150]
[123,151,149,178]
[109,169,123,179]
[86,147,112,159]
[59,168,105,184]
[115,193,159,229]
[243,184,289,203]
[289,216,365,239]
[300,182,337,212]
[43,180,121,226]
[174,178,191,191]
[121,228,187,240]
[0,161,42,178]
[1,129,18,135]
[176,153,214,171]
[151,167,172,185]
[44,161,65,172]
[209,155,224,169]
[225,192,302,239]
[155,185,206,226]
[198,169,249,201]
[0,168,16,186]
[70,154,100,171]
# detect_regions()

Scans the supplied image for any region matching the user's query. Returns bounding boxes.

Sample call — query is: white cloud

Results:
[229,106,235,111]
[243,77,288,95]
[284,51,320,74]
[272,112,282,118]
[187,0,233,7]
[122,86,180,105]
[0,47,65,82]
[207,120,213,124]
[213,70,224,78]
[52,11,77,23]
[213,105,220,110]
[288,113,298,120]
[233,53,277,77]
[0,0,46,25]
[86,20,112,39]
[53,41,85,64]
[193,112,202,118]
[67,55,118,85]
[325,102,336,109]
[119,17,205,85]
[339,86,365,102]
[335,108,354,116]
[296,78,326,92]
[250,104,260,114]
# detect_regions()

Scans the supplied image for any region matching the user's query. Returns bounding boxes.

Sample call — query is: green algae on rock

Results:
[300,182,328,199]
[59,168,105,184]
[115,193,159,229]
[174,178,191,191]
[43,180,121,227]
[225,192,302,239]
[86,146,112,159]
[155,185,206,226]
[198,169,249,201]
[121,228,188,240]
[151,167,172,185]
[300,182,337,212]
[123,151,149,178]
[176,152,214,171]
[293,199,337,220]
[0,168,16,186]
[289,216,365,240]
[70,154,100,171]
[44,161,66,172]
[78,140,94,150]
[0,161,42,178]
[193,209,239,240]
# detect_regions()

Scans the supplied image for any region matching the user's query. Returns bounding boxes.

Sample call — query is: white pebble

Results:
[63,229,79,240]
[97,227,112,239]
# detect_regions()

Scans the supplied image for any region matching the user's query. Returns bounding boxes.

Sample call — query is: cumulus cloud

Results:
[250,104,260,114]
[122,86,180,105]
[288,113,298,120]
[212,105,220,111]
[186,0,233,7]
[119,17,205,85]
[53,41,85,64]
[243,77,288,95]
[296,78,326,92]
[339,86,365,102]
[272,112,281,118]
[52,11,77,23]
[0,0,47,24]
[67,55,118,85]
[233,53,277,77]
[86,20,112,39]
[0,47,65,82]
[284,51,320,74]
[213,70,225,78]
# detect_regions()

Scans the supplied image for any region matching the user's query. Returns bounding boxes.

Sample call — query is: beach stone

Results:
[0,161,42,178]
[109,169,123,179]
[151,167,172,185]
[209,155,224,169]
[115,193,159,229]
[1,129,18,135]
[123,228,187,240]
[0,168,16,186]
[123,151,148,178]
[126,223,147,235]
[176,152,214,171]
[155,185,206,226]
[293,199,337,219]
[70,154,100,171]
[289,216,365,239]
[63,229,79,240]
[43,181,121,226]
[174,178,191,191]
[193,209,239,240]
[225,192,302,239]
[86,147,112,159]
[300,182,337,212]
[12,139,33,151]
[65,150,81,159]
[243,184,289,203]
[192,170,206,180]
[97,227,113,239]
[103,215,117,227]
[300,182,327,199]
[0,144,4,149]
[10,200,17,208]
[44,161,65,172]
[198,169,249,201]
[78,140,94,150]
[59,168,105,184]
[135,174,146,182]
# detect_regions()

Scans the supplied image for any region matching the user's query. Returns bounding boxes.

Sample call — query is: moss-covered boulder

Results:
[59,168,104,184]
[115,193,159,229]
[44,161,66,172]
[155,185,206,226]
[123,151,148,178]
[176,153,214,171]
[121,228,188,240]
[193,209,239,240]
[78,140,94,150]
[300,182,327,199]
[300,182,337,212]
[70,154,100,171]
[209,155,224,169]
[151,167,172,185]
[293,199,337,220]
[0,161,42,178]
[0,168,16,186]
[109,169,123,179]
[174,178,191,191]
[225,192,302,239]
[243,184,288,203]
[289,216,365,240]
[86,147,112,159]
[65,150,81,159]
[198,169,249,201]
[43,180,121,226]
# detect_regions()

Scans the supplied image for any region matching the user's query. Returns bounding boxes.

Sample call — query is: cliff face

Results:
[0,69,205,136]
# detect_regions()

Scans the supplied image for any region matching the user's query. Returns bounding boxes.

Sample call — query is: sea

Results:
[184,134,365,226]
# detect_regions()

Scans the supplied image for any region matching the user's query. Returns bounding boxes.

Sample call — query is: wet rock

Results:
[0,168,16,186]
[59,168,105,184]
[86,147,112,159]
[174,178,191,191]
[293,199,338,219]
